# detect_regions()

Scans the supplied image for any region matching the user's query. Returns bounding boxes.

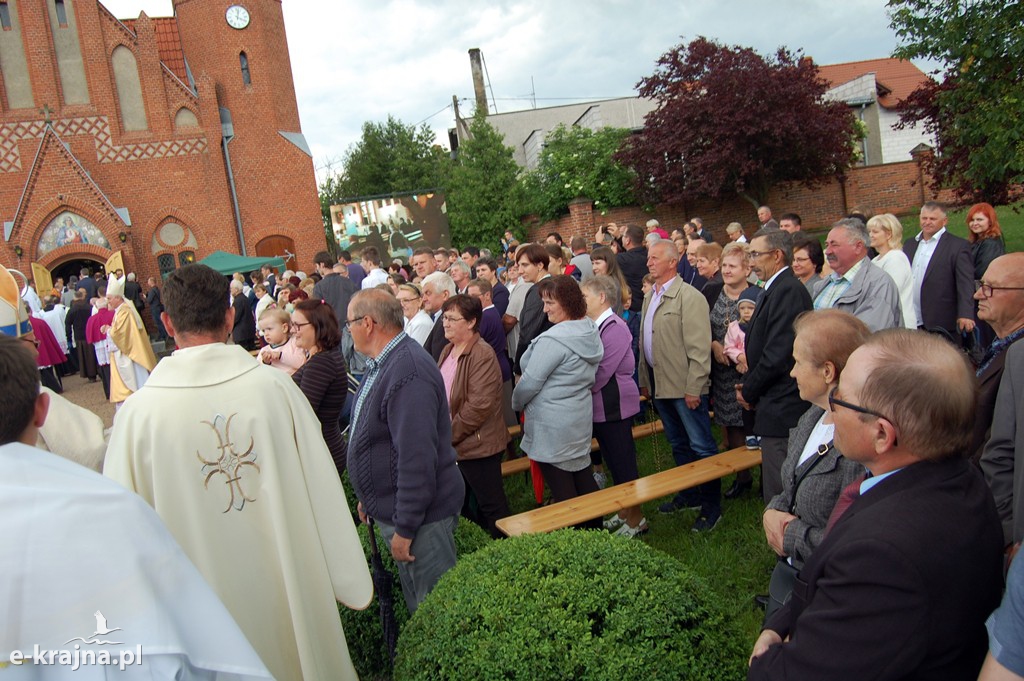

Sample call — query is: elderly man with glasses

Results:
[750,329,1003,680]
[738,228,813,503]
[346,289,465,613]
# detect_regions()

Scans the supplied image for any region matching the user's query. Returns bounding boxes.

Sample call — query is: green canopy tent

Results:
[196,250,286,276]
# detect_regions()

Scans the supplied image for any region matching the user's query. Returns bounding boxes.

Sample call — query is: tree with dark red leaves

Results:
[618,37,859,209]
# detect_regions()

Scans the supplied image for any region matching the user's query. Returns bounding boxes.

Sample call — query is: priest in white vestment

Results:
[101,274,157,407]
[105,264,373,681]
[0,333,272,681]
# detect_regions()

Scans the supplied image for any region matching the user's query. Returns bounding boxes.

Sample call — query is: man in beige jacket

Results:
[638,240,721,531]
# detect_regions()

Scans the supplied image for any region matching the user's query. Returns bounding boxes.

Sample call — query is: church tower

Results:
[170,0,320,265]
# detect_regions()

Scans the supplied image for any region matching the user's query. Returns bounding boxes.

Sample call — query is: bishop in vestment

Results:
[102,274,157,406]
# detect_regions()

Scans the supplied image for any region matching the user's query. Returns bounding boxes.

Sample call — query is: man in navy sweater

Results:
[346,289,465,612]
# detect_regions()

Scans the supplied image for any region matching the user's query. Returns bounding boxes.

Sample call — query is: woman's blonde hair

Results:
[866,213,903,251]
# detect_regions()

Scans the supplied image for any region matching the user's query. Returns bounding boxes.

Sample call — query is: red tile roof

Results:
[121,17,187,82]
[817,58,930,109]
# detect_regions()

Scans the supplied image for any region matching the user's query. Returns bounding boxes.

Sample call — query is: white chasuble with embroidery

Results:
[104,343,372,681]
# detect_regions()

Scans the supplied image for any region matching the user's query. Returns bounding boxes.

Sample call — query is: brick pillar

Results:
[568,197,593,241]
[910,143,934,205]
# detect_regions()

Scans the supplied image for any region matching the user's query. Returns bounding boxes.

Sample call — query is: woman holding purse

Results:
[762,309,870,616]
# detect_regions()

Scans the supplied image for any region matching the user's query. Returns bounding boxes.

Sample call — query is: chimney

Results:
[468,48,488,116]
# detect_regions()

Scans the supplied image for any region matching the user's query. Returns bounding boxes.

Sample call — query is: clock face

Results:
[226,5,250,29]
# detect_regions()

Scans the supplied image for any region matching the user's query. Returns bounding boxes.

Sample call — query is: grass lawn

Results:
[501,415,776,658]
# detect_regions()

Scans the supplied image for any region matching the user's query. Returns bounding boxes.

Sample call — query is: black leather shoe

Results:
[724,479,753,499]
[754,594,769,610]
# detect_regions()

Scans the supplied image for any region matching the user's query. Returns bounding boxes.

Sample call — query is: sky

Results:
[98,0,924,182]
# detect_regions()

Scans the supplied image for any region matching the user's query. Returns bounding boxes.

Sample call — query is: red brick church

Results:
[0,0,322,285]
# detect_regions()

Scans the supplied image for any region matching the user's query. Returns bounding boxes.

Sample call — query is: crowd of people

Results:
[3,198,1024,680]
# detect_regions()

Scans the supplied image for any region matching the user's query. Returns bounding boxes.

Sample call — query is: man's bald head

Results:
[976,253,1024,338]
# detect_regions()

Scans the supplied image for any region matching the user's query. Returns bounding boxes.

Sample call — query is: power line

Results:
[415,103,453,127]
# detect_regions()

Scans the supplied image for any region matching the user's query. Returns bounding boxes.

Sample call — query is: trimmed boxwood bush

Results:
[394,530,746,680]
[339,518,492,680]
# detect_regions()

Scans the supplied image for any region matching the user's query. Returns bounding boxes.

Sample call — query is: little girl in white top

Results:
[257,308,306,375]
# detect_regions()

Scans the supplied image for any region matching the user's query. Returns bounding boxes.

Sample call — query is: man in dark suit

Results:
[738,228,812,502]
[903,201,975,341]
[124,273,144,311]
[749,329,1004,680]
[615,225,648,364]
[229,279,255,351]
[312,251,358,332]
[970,253,1024,463]
[513,244,552,375]
[145,276,167,340]
[75,266,97,300]
[420,271,454,361]
[474,258,509,316]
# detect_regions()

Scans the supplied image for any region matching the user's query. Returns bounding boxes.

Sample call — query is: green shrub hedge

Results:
[339,518,492,679]
[394,530,745,681]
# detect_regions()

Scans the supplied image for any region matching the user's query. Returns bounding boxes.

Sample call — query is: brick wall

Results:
[526,158,954,245]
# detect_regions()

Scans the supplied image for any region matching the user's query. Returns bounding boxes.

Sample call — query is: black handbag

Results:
[765,441,833,620]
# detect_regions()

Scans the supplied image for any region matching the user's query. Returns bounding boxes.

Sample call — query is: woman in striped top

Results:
[291,298,348,475]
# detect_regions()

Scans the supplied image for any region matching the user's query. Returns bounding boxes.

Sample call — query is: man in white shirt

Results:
[903,201,975,340]
[360,247,389,289]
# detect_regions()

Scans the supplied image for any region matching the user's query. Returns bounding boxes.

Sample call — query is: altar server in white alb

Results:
[105,263,373,681]
[0,334,272,681]
[101,273,156,407]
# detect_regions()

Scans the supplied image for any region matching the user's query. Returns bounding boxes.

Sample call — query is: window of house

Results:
[178,251,195,266]
[240,52,251,86]
[0,3,12,31]
[157,254,176,280]
[54,0,67,27]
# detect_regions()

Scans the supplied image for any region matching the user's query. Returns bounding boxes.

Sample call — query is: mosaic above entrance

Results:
[37,211,110,257]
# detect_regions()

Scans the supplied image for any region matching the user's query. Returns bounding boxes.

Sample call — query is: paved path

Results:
[59,373,116,429]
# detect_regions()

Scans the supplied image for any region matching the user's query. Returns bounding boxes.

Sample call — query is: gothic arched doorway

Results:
[51,257,107,288]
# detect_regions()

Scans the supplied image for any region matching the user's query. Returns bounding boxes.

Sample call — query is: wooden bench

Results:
[500,419,666,477]
[495,446,761,536]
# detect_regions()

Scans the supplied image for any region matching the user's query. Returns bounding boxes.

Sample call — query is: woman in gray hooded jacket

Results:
[512,275,604,522]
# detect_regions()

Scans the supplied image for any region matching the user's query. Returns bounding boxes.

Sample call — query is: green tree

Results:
[317,169,343,255]
[335,115,450,198]
[446,115,526,250]
[523,124,637,220]
[889,0,1024,204]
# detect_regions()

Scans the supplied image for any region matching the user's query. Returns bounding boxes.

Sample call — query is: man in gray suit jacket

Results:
[813,219,902,332]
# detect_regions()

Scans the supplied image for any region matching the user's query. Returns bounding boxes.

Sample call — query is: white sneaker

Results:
[613,518,649,539]
[603,515,626,531]
[593,470,608,489]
